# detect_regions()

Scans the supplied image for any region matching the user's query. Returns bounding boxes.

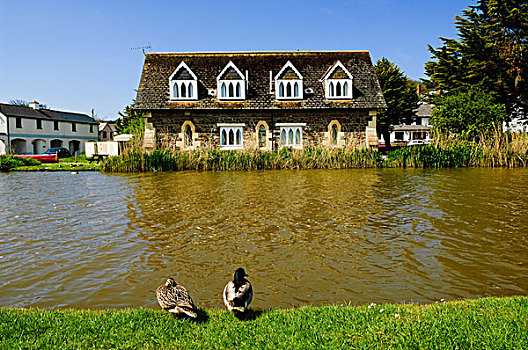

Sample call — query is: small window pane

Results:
[236,129,241,145]
[331,124,338,145]
[329,82,334,96]
[221,130,226,145]
[286,82,292,97]
[174,83,179,98]
[343,82,348,96]
[229,129,234,144]
[294,82,299,97]
[181,83,186,98]
[236,82,241,97]
[221,83,227,97]
[288,129,293,144]
[258,125,266,147]
[281,129,286,145]
[336,82,342,96]
[188,83,193,98]
[295,129,301,145]
[279,83,284,97]
[229,83,234,97]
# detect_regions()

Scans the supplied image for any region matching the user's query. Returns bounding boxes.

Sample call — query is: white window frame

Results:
[277,123,305,149]
[169,61,198,101]
[217,61,246,101]
[275,61,303,101]
[320,60,353,100]
[218,123,244,150]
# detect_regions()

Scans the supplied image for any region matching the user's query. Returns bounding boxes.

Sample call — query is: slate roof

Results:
[0,103,98,124]
[415,103,432,117]
[134,51,387,110]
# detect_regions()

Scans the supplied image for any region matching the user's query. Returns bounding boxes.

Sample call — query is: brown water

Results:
[0,168,527,310]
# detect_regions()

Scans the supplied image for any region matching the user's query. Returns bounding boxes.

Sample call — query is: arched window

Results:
[188,83,193,98]
[221,83,227,97]
[281,129,286,145]
[336,82,342,96]
[229,129,234,145]
[221,130,227,145]
[288,129,294,144]
[258,124,266,148]
[236,82,241,97]
[331,124,338,145]
[219,125,244,149]
[343,82,348,96]
[279,82,284,97]
[229,83,234,97]
[294,82,299,97]
[181,83,186,98]
[286,82,292,97]
[295,129,301,145]
[236,129,241,145]
[329,82,334,96]
[184,124,193,148]
[173,83,179,98]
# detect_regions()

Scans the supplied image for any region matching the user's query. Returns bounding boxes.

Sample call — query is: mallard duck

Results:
[156,278,197,318]
[223,267,253,313]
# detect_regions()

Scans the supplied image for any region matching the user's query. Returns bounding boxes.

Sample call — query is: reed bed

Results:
[102,131,528,172]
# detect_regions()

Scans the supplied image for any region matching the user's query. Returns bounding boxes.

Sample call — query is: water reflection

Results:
[0,168,527,309]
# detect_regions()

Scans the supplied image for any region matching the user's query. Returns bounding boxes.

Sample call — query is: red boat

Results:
[16,154,58,163]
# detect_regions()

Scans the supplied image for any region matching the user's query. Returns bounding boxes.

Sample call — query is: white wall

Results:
[0,112,7,134]
[8,117,98,154]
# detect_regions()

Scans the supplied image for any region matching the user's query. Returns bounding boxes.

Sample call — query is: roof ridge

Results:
[147,50,370,56]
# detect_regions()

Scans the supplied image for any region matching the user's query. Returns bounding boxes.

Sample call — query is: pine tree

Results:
[425,0,527,117]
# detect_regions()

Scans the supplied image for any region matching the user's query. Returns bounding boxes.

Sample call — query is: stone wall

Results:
[144,109,376,151]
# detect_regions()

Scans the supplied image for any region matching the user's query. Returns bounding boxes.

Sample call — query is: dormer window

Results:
[321,60,353,100]
[217,61,246,101]
[275,61,303,101]
[169,62,198,101]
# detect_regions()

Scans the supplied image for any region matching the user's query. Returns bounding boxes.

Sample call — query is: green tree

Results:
[425,0,528,116]
[115,102,144,135]
[430,91,506,139]
[374,58,419,147]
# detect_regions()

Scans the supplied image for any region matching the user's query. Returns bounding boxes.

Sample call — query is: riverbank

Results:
[1,297,526,349]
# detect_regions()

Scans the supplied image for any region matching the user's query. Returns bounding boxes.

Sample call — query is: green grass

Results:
[1,297,527,349]
[10,154,101,171]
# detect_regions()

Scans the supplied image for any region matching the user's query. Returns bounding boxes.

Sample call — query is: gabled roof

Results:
[134,51,386,110]
[217,61,245,81]
[98,122,116,132]
[321,60,353,81]
[169,61,198,81]
[415,103,432,117]
[275,61,303,80]
[0,103,98,124]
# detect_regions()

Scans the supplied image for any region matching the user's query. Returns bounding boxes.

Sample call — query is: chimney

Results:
[29,101,42,109]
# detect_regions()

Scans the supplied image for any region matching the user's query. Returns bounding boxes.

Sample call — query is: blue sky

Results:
[0,0,468,120]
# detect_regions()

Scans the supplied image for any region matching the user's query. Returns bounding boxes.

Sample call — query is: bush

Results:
[0,156,41,171]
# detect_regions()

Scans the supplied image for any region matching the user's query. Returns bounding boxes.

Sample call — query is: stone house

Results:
[133,51,386,151]
[0,101,99,155]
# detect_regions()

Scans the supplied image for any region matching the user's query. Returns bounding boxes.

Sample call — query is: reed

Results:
[102,130,528,172]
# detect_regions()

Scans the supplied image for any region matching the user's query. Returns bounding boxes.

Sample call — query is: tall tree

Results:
[425,0,528,117]
[374,58,419,147]
[115,102,144,135]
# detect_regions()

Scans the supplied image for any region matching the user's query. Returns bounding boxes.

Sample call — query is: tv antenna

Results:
[131,43,152,56]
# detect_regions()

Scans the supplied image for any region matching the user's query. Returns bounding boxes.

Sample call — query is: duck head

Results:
[233,268,248,283]
[165,278,176,287]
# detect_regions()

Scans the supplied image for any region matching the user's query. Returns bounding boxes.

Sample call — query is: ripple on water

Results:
[0,169,528,309]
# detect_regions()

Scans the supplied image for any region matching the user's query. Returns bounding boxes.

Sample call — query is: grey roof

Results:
[134,51,387,110]
[415,103,432,117]
[0,103,98,125]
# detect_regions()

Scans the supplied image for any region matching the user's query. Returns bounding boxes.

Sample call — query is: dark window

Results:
[90,125,94,133]
[258,125,266,148]
[395,132,404,140]
[16,117,22,128]
[331,124,338,145]
[72,123,77,132]
[54,121,59,130]
[103,131,107,139]
[36,119,42,129]
[184,125,193,148]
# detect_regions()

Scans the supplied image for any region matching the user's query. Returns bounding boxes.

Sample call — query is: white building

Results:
[0,101,99,155]
[379,103,433,146]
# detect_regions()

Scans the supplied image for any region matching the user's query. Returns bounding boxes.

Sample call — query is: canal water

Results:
[0,168,527,309]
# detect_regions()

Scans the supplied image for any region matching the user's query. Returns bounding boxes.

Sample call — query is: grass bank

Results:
[5,154,101,172]
[1,297,527,349]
